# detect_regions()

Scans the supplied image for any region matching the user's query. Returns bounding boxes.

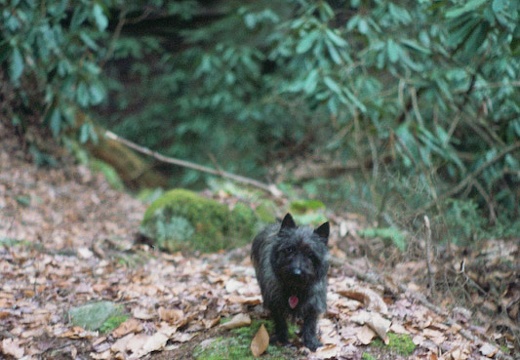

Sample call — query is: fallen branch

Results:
[104,131,283,197]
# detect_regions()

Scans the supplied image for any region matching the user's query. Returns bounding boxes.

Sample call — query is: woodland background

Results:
[1,0,519,358]
[2,0,520,243]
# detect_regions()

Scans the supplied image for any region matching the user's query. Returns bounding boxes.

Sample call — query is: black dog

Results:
[251,213,330,351]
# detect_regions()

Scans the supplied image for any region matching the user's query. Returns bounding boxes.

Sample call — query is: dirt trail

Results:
[0,124,516,359]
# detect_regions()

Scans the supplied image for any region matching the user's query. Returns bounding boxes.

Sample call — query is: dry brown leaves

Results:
[0,128,516,359]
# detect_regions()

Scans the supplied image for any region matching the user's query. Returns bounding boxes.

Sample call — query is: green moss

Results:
[69,301,125,331]
[389,333,415,355]
[361,353,377,360]
[255,200,278,223]
[194,320,294,360]
[372,332,416,356]
[100,314,129,333]
[140,189,258,253]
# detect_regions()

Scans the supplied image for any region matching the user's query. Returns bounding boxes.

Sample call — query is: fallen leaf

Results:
[250,324,269,357]
[227,295,262,305]
[158,307,184,324]
[133,306,155,320]
[77,246,94,259]
[389,322,409,335]
[131,332,169,359]
[449,345,470,360]
[157,323,178,337]
[479,342,498,357]
[314,343,340,358]
[338,287,388,314]
[89,349,112,360]
[203,317,221,329]
[171,332,197,343]
[1,338,24,358]
[225,279,244,293]
[111,333,135,353]
[318,318,338,345]
[356,324,376,345]
[423,328,445,345]
[350,310,390,344]
[220,313,251,330]
[112,318,142,338]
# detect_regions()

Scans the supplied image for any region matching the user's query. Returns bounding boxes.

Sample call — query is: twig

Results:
[416,141,520,214]
[424,215,435,297]
[471,179,497,224]
[104,131,283,197]
[100,8,128,68]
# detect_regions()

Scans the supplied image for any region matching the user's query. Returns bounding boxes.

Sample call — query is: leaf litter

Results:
[0,125,517,359]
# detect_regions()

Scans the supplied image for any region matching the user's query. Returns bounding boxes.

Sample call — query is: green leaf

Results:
[325,28,347,47]
[400,39,431,55]
[70,7,88,30]
[326,39,342,64]
[303,69,319,94]
[16,195,31,207]
[76,81,90,107]
[89,81,106,105]
[323,76,342,94]
[49,108,62,137]
[296,31,318,54]
[387,39,400,63]
[446,15,480,48]
[79,31,99,51]
[358,18,369,34]
[344,87,367,112]
[92,3,108,31]
[461,21,489,58]
[79,123,90,143]
[9,47,24,81]
[446,0,488,18]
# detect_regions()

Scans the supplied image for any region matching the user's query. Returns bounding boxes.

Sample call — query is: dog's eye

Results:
[282,247,294,254]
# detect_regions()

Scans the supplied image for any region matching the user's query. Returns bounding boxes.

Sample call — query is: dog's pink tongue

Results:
[289,295,299,309]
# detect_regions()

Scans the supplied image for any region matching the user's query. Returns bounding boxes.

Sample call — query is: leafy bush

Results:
[3,0,519,243]
[98,1,518,237]
[1,0,110,140]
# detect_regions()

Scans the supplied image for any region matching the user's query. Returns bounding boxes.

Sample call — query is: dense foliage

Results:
[1,0,110,139]
[2,0,519,242]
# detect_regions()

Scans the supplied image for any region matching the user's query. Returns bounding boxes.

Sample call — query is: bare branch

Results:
[104,131,283,197]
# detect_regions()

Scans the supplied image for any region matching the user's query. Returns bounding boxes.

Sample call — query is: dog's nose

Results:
[292,268,302,276]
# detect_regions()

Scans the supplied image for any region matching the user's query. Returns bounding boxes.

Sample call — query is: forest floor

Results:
[0,123,518,360]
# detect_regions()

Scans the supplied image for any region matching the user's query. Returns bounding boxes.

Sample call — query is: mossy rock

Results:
[140,189,258,253]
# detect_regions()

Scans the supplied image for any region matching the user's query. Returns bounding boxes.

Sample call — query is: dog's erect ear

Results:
[314,222,330,243]
[280,213,296,230]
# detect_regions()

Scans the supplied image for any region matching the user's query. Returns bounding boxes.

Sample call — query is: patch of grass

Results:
[100,314,129,333]
[0,237,44,251]
[372,332,416,356]
[361,353,377,360]
[0,238,28,247]
[194,319,297,360]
